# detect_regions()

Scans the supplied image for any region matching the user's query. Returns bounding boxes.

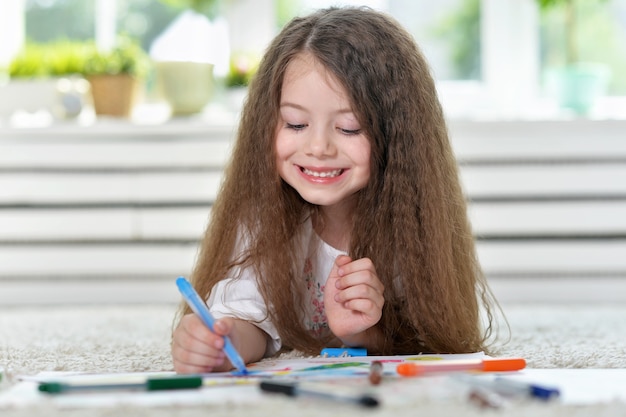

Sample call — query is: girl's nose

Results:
[305,128,336,158]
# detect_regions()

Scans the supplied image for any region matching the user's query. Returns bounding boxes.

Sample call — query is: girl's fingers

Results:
[336,257,374,277]
[335,286,384,310]
[172,313,230,373]
[335,258,384,292]
[341,298,381,317]
[172,343,225,372]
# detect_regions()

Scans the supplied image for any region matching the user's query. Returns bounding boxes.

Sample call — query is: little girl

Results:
[172,6,501,373]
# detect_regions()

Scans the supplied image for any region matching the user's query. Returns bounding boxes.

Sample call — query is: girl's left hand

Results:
[324,255,385,344]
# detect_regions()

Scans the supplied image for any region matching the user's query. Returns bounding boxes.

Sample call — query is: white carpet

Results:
[1,302,626,416]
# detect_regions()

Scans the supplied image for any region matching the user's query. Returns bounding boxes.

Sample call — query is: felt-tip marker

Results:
[176,277,248,375]
[396,357,526,377]
[369,360,383,385]
[38,375,204,394]
[260,380,379,408]
[454,374,560,401]
[320,347,367,357]
[492,376,560,400]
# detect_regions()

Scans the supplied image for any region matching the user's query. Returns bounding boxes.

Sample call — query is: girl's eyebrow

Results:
[279,102,306,110]
[280,101,355,116]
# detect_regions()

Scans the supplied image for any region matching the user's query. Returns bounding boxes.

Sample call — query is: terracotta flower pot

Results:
[87,74,138,118]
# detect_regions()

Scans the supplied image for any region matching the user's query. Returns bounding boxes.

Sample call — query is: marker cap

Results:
[528,384,561,400]
[146,375,203,391]
[482,358,526,372]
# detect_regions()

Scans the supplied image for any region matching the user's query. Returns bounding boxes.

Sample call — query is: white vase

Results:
[0,77,89,122]
[156,61,215,116]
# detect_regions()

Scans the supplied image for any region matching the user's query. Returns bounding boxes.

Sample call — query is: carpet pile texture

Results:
[1,302,625,416]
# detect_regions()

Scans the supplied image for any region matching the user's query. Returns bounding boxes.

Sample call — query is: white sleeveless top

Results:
[207,217,345,356]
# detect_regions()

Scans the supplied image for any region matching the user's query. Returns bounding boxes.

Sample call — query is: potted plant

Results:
[538,0,612,115]
[157,0,222,20]
[225,51,258,88]
[2,41,91,120]
[82,36,151,118]
[223,51,259,110]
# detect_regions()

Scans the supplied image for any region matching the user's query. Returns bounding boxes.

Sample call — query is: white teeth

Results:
[302,167,342,178]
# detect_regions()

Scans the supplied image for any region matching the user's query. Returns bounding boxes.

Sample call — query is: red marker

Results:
[396,357,526,377]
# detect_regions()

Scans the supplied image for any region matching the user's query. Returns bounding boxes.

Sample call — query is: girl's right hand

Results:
[171,313,233,374]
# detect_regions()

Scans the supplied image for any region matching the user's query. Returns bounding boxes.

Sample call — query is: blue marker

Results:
[454,374,560,401]
[493,377,560,400]
[176,277,248,375]
[321,347,367,357]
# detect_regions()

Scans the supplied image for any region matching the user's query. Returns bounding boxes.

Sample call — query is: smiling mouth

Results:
[301,167,344,178]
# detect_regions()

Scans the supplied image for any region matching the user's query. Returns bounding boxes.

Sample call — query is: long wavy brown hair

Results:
[176,6,502,356]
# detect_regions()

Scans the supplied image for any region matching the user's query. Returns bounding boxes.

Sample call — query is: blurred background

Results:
[1,0,625,121]
[1,0,626,306]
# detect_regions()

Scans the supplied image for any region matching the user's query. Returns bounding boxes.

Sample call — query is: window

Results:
[22,0,181,53]
[279,0,481,82]
[2,0,626,119]
[539,0,626,95]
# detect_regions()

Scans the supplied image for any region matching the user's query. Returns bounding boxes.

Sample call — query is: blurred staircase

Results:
[2,118,626,304]
[0,121,234,304]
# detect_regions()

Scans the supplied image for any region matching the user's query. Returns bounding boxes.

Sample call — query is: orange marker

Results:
[396,357,526,377]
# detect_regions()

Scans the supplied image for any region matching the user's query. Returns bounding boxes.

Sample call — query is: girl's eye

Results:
[339,128,362,135]
[286,123,307,131]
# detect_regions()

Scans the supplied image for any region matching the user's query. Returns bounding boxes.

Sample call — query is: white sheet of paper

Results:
[2,354,624,409]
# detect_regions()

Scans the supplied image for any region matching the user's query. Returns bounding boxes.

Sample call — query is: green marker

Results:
[38,375,203,394]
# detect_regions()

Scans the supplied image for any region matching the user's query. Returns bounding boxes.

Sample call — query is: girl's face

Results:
[275,53,371,210]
